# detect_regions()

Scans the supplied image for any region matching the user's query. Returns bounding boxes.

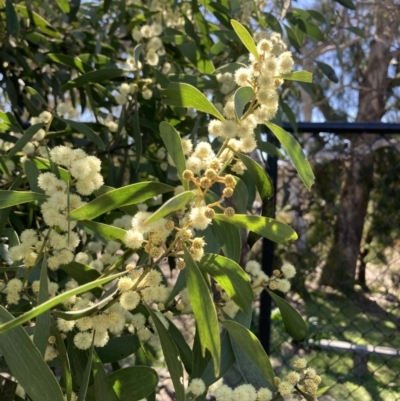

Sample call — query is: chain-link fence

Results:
[261,125,400,401]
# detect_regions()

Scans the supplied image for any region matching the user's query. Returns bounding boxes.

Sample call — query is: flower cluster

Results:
[274,358,323,398]
[214,383,272,401]
[49,146,103,196]
[209,32,293,161]
[131,22,165,68]
[114,82,139,106]
[245,261,296,294]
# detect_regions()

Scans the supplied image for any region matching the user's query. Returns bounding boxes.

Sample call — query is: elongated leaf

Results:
[164,268,187,306]
[6,0,20,37]
[145,191,195,224]
[159,122,188,190]
[213,62,247,75]
[184,247,220,377]
[234,86,254,120]
[0,306,64,401]
[109,367,158,401]
[233,152,273,200]
[24,160,43,193]
[200,254,253,313]
[200,333,235,386]
[62,68,125,90]
[0,190,48,208]
[146,307,185,401]
[69,182,173,221]
[276,70,313,83]
[230,338,270,388]
[265,122,315,190]
[230,19,259,59]
[232,177,248,214]
[47,54,92,73]
[61,261,102,298]
[15,5,61,38]
[168,320,193,375]
[162,83,225,121]
[55,0,70,13]
[96,335,140,363]
[92,350,119,401]
[53,289,117,321]
[25,87,47,106]
[316,61,339,83]
[8,123,44,158]
[51,325,73,401]
[33,157,70,181]
[266,289,307,341]
[335,0,356,10]
[0,271,127,334]
[232,152,274,247]
[345,26,365,38]
[79,220,126,242]
[77,340,94,401]
[213,214,297,244]
[33,255,50,356]
[59,118,105,149]
[223,320,275,386]
[211,220,241,263]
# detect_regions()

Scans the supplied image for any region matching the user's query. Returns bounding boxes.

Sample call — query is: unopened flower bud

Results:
[177,260,186,270]
[200,177,211,188]
[222,187,234,198]
[205,168,217,180]
[183,170,194,180]
[273,269,281,277]
[224,174,236,188]
[204,207,215,219]
[165,220,175,231]
[224,207,235,217]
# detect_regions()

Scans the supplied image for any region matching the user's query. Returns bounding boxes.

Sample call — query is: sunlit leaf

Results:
[79,220,126,242]
[0,190,48,209]
[145,191,195,224]
[265,122,315,190]
[230,19,259,59]
[213,214,297,245]
[162,83,225,120]
[200,253,254,312]
[15,5,61,38]
[159,122,189,190]
[47,54,92,73]
[275,70,313,83]
[0,271,127,334]
[69,182,173,221]
[184,247,220,377]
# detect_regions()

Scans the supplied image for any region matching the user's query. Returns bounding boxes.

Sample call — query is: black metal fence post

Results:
[259,130,278,354]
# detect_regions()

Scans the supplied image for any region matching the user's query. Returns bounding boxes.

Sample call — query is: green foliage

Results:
[0,1,320,400]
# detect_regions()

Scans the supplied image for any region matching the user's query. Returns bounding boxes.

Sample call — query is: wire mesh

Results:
[267,130,400,401]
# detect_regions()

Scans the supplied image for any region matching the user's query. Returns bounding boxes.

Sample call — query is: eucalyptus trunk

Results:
[320,30,392,290]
